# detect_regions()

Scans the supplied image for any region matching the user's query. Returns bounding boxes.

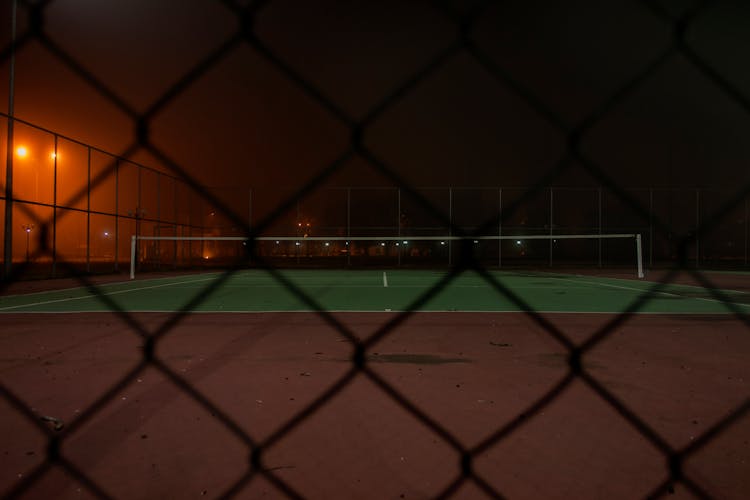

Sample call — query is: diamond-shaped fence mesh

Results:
[1,0,749,498]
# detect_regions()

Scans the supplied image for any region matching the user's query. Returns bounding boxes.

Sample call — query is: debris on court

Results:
[39,415,64,431]
[489,341,512,347]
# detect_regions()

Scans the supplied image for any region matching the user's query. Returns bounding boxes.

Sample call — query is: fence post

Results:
[86,147,91,273]
[248,188,252,234]
[498,187,502,268]
[696,189,700,268]
[636,234,644,279]
[745,196,748,267]
[130,235,136,279]
[156,172,161,271]
[174,178,178,269]
[649,188,653,267]
[52,134,58,277]
[347,187,351,267]
[549,187,554,267]
[448,187,453,266]
[397,188,401,267]
[598,187,602,268]
[114,159,119,272]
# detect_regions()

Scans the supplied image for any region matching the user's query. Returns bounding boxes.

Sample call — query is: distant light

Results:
[50,152,57,160]
[516,240,522,245]
[381,242,385,246]
[298,223,302,227]
[474,240,479,244]
[295,242,300,246]
[325,242,330,246]
[403,240,408,245]
[25,227,32,233]
[203,255,209,260]
[16,146,28,158]
[440,241,445,245]
[103,231,109,237]
[395,243,399,246]
[345,241,349,245]
[276,240,280,244]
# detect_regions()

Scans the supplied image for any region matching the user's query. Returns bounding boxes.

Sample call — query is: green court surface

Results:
[1,270,748,314]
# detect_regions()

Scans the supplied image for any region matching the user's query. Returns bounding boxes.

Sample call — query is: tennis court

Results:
[2,269,749,314]
[2,269,749,499]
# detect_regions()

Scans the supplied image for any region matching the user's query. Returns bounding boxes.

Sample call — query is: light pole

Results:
[22,223,33,262]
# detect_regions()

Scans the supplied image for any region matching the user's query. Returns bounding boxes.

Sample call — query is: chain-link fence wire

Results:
[1,0,749,497]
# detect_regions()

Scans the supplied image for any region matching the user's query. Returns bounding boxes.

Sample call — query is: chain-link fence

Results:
[0,113,221,277]
[2,0,749,498]
[1,137,748,274]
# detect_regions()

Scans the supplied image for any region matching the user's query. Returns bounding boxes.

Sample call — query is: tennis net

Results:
[130,233,644,279]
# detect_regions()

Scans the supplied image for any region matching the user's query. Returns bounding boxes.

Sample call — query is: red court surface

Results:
[2,310,749,499]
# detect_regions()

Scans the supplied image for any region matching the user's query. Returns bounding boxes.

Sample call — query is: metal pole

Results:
[549,187,553,267]
[448,187,452,266]
[745,196,748,267]
[3,0,18,278]
[296,200,300,263]
[248,188,252,233]
[397,188,401,266]
[695,189,700,268]
[498,187,502,268]
[636,234,644,279]
[155,172,161,270]
[598,187,602,268]
[649,188,653,268]
[130,235,136,279]
[173,177,178,268]
[114,159,119,272]
[187,189,192,268]
[745,194,750,266]
[86,147,91,273]
[52,135,58,277]
[137,164,142,270]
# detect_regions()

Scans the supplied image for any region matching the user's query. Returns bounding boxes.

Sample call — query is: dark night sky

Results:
[2,0,750,197]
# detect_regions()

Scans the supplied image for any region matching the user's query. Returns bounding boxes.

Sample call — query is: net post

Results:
[636,233,644,279]
[130,235,136,280]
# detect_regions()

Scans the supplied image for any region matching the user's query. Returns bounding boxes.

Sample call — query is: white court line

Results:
[383,271,388,288]
[552,277,750,309]
[0,272,223,299]
[0,276,217,311]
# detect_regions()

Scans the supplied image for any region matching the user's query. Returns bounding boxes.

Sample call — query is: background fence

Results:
[1,112,748,277]
[0,113,216,277]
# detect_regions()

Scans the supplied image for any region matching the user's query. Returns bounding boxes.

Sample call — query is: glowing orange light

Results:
[16,146,28,158]
[50,152,57,160]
